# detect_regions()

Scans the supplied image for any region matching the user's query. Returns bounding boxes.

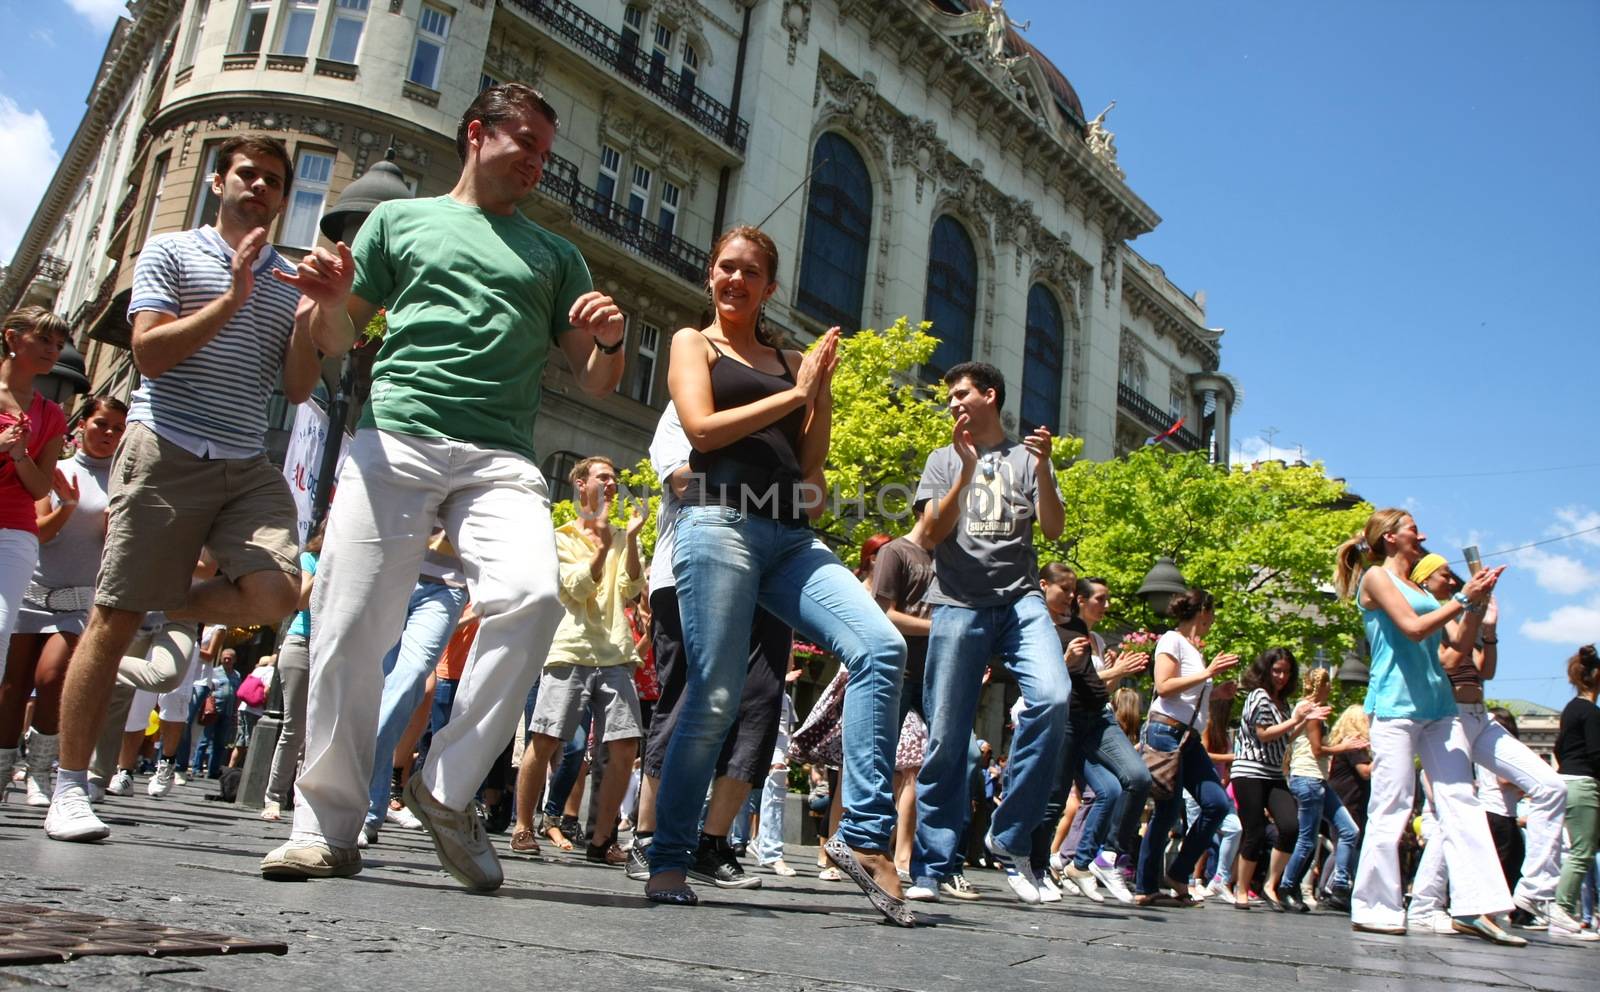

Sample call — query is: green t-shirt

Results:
[350,195,593,462]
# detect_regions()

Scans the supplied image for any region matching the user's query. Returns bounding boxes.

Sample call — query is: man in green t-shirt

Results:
[260,84,627,891]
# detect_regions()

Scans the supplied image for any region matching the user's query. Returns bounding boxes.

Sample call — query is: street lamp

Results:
[1136,556,1188,617]
[35,341,90,407]
[307,151,413,531]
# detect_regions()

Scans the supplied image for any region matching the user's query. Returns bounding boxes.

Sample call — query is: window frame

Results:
[1021,284,1065,435]
[922,215,979,382]
[274,0,319,57]
[233,0,272,54]
[631,321,661,405]
[795,132,873,332]
[137,152,171,248]
[279,147,337,250]
[595,144,622,215]
[656,180,681,238]
[408,3,452,90]
[324,0,370,64]
[188,144,223,229]
[177,0,210,71]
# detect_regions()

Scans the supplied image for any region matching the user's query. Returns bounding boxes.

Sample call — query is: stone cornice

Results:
[0,0,183,311]
[815,56,1094,319]
[830,0,1159,244]
[1121,263,1223,370]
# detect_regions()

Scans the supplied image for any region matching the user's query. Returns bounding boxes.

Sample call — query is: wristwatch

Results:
[594,335,624,354]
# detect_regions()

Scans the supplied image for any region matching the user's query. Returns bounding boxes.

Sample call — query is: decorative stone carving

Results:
[354,129,432,176]
[1085,101,1125,179]
[782,0,811,65]
[983,0,1030,65]
[1101,238,1119,307]
[486,28,545,87]
[657,0,704,34]
[389,0,403,13]
[598,93,694,192]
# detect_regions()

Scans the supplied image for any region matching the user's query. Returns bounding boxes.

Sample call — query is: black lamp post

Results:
[306,152,413,532]
[1136,556,1188,618]
[36,341,91,407]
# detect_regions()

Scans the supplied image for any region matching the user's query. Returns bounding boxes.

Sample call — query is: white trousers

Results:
[1408,704,1567,915]
[292,430,563,847]
[1352,715,1512,927]
[0,529,40,681]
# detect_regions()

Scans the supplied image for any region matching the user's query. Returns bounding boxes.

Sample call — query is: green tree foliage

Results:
[1037,447,1371,707]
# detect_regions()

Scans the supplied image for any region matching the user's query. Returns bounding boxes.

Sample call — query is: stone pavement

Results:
[2,781,1592,991]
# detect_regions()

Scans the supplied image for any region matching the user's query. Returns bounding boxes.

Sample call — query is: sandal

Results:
[823,837,917,928]
[542,817,575,852]
[817,866,843,881]
[645,872,699,906]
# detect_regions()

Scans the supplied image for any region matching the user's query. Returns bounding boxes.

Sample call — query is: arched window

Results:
[1119,345,1147,395]
[796,133,871,331]
[1021,284,1064,433]
[924,216,977,381]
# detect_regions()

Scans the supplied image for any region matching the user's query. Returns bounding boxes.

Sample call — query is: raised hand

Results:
[52,469,79,507]
[1022,425,1053,471]
[1112,649,1150,678]
[1463,565,1505,604]
[795,328,839,402]
[625,498,649,541]
[952,412,978,473]
[227,228,270,307]
[274,240,356,309]
[569,291,625,346]
[1064,636,1091,665]
[1206,652,1241,678]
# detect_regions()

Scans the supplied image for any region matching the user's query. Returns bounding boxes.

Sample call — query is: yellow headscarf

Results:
[1410,553,1449,586]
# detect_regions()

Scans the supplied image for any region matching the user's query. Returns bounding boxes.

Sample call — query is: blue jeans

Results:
[545,715,589,818]
[1186,792,1241,883]
[1136,719,1229,895]
[1283,774,1358,891]
[364,580,468,830]
[653,508,905,876]
[913,594,1069,880]
[1067,706,1153,869]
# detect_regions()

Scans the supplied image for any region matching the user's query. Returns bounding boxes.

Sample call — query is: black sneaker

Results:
[689,837,763,889]
[625,841,650,881]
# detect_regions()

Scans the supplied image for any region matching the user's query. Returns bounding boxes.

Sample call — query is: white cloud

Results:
[1230,436,1315,467]
[65,0,128,32]
[1522,597,1600,645]
[1515,547,1600,596]
[0,96,59,264]
[1554,506,1600,549]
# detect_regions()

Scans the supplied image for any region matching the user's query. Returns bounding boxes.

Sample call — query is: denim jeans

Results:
[653,507,905,876]
[912,594,1069,880]
[364,580,468,830]
[1136,719,1229,895]
[1282,774,1358,891]
[1067,706,1153,869]
[543,714,589,818]
[752,766,787,864]
[1182,791,1241,882]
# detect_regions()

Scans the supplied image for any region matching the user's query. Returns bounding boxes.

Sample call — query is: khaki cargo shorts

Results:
[96,421,301,614]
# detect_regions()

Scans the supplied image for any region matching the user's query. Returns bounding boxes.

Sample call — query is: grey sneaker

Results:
[624,840,650,881]
[403,776,503,892]
[147,761,176,797]
[106,770,133,797]
[260,840,362,879]
[1511,893,1549,928]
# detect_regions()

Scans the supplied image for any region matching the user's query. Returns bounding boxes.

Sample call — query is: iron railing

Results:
[539,152,709,284]
[1117,382,1205,451]
[502,0,748,153]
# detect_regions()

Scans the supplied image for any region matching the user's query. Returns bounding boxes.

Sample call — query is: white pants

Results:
[1408,703,1566,915]
[0,529,40,681]
[753,765,788,865]
[292,430,563,847]
[126,653,201,732]
[1352,715,1512,927]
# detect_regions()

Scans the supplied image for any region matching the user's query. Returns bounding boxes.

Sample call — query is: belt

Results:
[1149,711,1188,730]
[1458,701,1488,714]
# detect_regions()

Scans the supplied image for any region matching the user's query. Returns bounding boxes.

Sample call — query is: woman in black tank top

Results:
[647,226,913,926]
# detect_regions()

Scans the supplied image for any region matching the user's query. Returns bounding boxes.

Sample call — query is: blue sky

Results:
[4,1,1597,706]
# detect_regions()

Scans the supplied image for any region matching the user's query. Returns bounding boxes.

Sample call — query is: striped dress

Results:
[1232,687,1290,781]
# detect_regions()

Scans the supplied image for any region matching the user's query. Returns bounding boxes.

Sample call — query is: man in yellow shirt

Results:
[512,456,647,864]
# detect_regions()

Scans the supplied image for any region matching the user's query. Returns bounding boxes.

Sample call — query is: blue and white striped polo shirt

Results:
[126,226,300,456]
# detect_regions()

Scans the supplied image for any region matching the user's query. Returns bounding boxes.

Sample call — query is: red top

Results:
[0,392,68,534]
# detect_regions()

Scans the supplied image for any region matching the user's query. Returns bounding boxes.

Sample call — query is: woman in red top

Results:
[0,307,70,794]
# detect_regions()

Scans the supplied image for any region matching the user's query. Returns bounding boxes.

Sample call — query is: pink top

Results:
[0,392,68,534]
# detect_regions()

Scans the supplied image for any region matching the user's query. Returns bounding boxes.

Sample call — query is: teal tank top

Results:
[1360,568,1456,720]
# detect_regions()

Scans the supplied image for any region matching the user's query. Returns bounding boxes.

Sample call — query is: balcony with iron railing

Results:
[537,152,709,284]
[1117,382,1205,452]
[501,0,749,154]
[35,254,70,283]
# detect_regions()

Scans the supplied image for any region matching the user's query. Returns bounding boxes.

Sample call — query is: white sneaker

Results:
[173,769,189,787]
[1512,893,1549,928]
[385,803,422,830]
[43,787,111,842]
[1188,880,1209,903]
[1205,875,1236,905]
[22,731,57,807]
[86,780,106,804]
[1048,851,1065,877]
[1091,860,1134,904]
[106,770,133,797]
[1064,863,1106,902]
[1406,910,1458,936]
[356,824,378,849]
[148,761,176,797]
[1547,902,1600,942]
[1034,869,1062,903]
[985,831,1040,905]
[905,875,941,902]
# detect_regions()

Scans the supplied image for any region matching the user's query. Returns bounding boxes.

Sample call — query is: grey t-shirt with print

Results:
[914,440,1049,608]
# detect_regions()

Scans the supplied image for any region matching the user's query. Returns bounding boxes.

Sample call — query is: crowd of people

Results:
[2,83,1598,945]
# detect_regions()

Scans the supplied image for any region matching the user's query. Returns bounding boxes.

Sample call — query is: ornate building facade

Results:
[3,0,1236,485]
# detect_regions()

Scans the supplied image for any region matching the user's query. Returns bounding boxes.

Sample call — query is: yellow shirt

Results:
[547,519,646,668]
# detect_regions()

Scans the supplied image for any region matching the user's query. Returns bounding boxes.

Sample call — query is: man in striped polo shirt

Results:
[46,135,323,842]
[259,83,626,890]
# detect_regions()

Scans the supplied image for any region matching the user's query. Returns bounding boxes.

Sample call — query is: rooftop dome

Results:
[927,0,1088,128]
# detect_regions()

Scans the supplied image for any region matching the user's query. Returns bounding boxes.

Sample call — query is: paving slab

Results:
[2,781,1591,991]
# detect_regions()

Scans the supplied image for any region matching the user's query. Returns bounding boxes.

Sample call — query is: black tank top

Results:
[682,335,809,525]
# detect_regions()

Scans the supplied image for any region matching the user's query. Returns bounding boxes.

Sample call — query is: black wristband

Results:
[594,335,624,355]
